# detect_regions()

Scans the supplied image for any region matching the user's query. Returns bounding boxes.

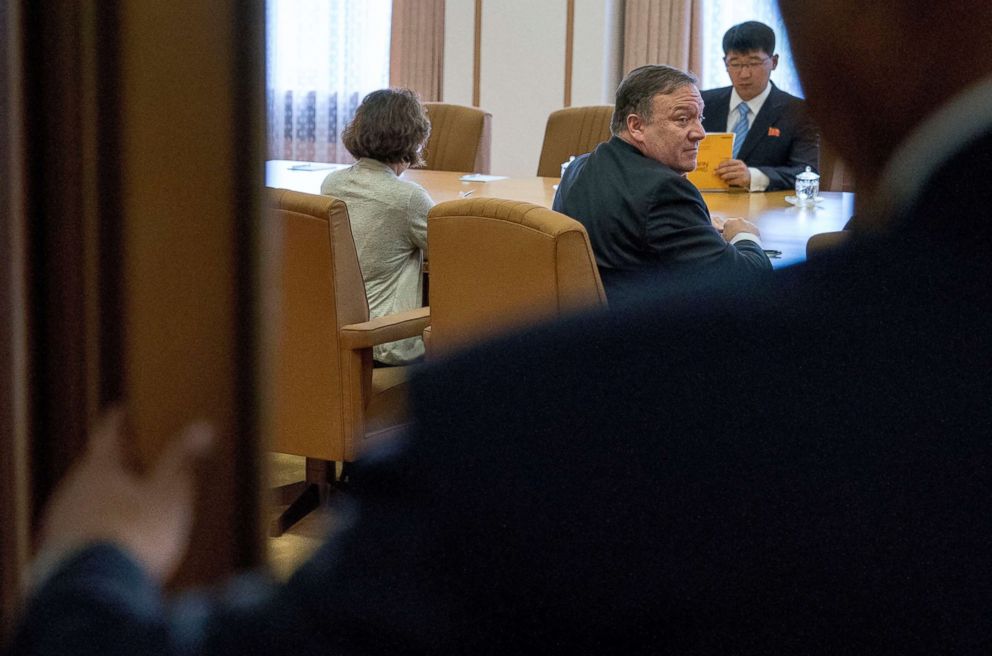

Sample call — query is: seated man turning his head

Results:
[553,64,771,305]
[701,20,819,191]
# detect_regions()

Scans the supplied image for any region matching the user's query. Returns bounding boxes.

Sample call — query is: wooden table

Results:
[267,160,855,268]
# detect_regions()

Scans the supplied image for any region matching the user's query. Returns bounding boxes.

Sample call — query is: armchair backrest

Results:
[427,198,607,356]
[265,187,371,461]
[536,105,613,178]
[420,102,492,174]
[806,230,851,260]
[819,139,855,192]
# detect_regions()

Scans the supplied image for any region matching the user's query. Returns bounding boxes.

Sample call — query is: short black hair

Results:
[722,21,775,56]
[342,88,431,166]
[611,65,698,135]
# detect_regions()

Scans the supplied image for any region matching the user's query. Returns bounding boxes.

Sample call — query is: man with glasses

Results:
[701,20,819,191]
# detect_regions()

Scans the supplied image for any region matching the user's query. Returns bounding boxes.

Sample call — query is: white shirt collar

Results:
[728,82,773,127]
[871,74,992,222]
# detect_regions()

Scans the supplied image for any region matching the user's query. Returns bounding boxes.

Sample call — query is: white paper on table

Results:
[288,163,339,171]
[458,173,509,182]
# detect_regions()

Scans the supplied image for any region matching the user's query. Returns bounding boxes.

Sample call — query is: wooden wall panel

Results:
[116,0,266,584]
[0,0,30,640]
[2,1,266,635]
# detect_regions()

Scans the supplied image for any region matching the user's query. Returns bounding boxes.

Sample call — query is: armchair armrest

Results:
[340,306,431,350]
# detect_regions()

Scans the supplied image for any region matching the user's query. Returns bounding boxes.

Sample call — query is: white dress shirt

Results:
[725,84,773,192]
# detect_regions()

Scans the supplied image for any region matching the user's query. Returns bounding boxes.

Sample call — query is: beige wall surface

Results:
[443,0,622,178]
[572,0,623,106]
[442,0,476,106]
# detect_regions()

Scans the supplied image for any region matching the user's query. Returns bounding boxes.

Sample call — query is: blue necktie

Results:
[731,102,750,158]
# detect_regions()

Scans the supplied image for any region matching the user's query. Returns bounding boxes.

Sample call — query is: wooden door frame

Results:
[2,0,266,637]
[1,0,30,639]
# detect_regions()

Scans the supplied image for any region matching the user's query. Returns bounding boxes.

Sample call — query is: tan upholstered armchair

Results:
[265,188,430,534]
[424,198,607,357]
[536,105,613,178]
[419,102,492,174]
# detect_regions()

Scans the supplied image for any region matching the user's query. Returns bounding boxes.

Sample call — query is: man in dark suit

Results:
[553,65,770,304]
[7,0,992,652]
[701,21,819,191]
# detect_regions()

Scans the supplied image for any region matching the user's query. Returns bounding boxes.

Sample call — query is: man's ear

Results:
[626,113,644,142]
[770,53,779,71]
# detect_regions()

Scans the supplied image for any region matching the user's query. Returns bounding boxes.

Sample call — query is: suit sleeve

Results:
[6,441,462,656]
[6,545,177,656]
[644,177,772,274]
[754,104,820,191]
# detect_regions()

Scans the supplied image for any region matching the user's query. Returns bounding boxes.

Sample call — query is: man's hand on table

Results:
[722,217,762,242]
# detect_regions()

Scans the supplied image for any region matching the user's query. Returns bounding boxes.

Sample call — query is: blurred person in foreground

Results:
[700,20,819,191]
[320,88,433,366]
[7,0,992,652]
[553,64,771,305]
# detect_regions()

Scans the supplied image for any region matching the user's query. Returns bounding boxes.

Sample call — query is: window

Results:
[266,0,392,162]
[701,0,803,97]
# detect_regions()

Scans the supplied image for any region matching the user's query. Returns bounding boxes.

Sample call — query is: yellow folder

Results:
[686,132,735,191]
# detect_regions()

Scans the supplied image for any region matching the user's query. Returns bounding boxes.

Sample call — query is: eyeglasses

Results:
[725,57,771,73]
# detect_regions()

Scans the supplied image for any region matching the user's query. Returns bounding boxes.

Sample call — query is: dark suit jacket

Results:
[701,83,819,191]
[552,136,770,305]
[9,134,992,655]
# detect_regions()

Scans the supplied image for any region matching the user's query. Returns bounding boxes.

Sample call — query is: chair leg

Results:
[269,458,338,537]
[271,480,309,506]
[338,461,354,488]
[270,483,322,537]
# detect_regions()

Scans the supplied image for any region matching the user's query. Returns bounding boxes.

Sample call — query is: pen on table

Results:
[459,190,475,198]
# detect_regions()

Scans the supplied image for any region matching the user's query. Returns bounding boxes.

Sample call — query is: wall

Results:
[443,0,622,178]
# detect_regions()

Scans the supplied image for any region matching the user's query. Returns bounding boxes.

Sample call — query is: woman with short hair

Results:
[321,88,433,365]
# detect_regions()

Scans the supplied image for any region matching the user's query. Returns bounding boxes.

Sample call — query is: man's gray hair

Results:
[610,65,698,135]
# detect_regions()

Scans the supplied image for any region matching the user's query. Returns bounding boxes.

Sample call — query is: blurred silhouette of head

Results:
[776,0,992,193]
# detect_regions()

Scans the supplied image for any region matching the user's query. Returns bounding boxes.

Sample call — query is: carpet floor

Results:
[266,453,335,579]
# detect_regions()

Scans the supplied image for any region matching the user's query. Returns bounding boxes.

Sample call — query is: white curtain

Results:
[266,0,392,163]
[700,0,802,96]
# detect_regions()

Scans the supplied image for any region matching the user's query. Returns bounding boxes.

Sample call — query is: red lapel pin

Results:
[768,127,781,137]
